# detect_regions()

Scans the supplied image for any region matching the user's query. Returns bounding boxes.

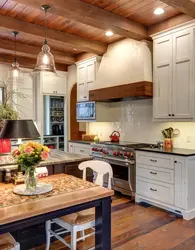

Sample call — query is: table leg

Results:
[95,197,111,250]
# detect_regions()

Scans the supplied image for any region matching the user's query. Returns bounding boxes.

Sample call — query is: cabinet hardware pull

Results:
[172,114,175,116]
[83,96,87,98]
[150,171,157,175]
[174,160,177,163]
[150,159,157,162]
[150,188,157,192]
[168,114,171,116]
[80,150,84,152]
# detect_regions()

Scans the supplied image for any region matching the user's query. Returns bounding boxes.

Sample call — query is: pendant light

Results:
[33,5,56,73]
[8,31,22,82]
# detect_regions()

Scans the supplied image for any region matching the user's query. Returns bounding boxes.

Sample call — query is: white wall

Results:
[88,99,195,150]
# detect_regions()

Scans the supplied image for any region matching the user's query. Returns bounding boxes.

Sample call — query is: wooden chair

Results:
[0,233,20,250]
[45,160,113,250]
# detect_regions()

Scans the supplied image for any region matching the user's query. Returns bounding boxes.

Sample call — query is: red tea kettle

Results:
[109,131,120,142]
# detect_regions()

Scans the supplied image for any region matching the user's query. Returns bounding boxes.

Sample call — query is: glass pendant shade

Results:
[8,60,23,83]
[33,43,56,74]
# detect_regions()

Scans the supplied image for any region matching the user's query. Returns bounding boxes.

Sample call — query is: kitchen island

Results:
[0,149,93,182]
[0,174,113,250]
[0,150,94,248]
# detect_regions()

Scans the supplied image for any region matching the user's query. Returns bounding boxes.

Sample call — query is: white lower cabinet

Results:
[68,142,91,156]
[136,150,195,220]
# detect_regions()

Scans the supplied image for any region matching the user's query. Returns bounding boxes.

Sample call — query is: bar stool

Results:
[45,160,113,250]
[0,233,20,250]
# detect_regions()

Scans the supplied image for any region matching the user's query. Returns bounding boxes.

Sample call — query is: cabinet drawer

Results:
[136,177,174,205]
[137,165,174,184]
[74,146,90,156]
[136,151,174,169]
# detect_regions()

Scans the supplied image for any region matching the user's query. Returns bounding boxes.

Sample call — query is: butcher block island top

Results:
[0,174,114,225]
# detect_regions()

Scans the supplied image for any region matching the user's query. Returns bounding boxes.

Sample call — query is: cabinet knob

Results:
[174,160,177,163]
[168,114,171,116]
[172,114,175,116]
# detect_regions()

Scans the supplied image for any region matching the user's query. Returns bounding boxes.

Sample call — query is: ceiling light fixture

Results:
[105,30,114,37]
[153,8,164,15]
[8,31,22,82]
[33,5,56,74]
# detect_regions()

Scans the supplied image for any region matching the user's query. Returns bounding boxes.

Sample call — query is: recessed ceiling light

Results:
[105,30,114,37]
[154,8,164,15]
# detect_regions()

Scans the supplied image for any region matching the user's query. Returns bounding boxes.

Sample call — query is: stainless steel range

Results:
[91,141,151,197]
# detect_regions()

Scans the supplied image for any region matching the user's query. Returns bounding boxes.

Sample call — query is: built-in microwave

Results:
[76,101,96,121]
[76,101,115,122]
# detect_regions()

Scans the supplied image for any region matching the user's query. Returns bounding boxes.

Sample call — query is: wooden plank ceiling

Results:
[0,0,192,71]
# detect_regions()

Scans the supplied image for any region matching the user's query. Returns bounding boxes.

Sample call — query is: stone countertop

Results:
[0,150,93,168]
[68,140,93,145]
[39,149,93,166]
[135,147,195,157]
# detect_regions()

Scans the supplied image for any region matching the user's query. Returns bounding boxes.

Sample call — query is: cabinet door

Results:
[77,64,87,102]
[174,157,187,209]
[42,73,55,94]
[172,29,194,119]
[86,61,95,95]
[153,35,172,119]
[54,76,66,95]
[14,73,35,120]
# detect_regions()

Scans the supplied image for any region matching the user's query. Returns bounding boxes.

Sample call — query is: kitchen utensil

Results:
[161,127,180,138]
[109,131,120,142]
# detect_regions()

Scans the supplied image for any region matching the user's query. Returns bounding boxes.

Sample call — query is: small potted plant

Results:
[12,142,50,192]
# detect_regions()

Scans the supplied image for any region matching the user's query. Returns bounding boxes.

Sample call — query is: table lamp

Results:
[0,120,40,184]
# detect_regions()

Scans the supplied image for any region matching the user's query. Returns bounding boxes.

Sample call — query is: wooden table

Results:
[0,174,114,250]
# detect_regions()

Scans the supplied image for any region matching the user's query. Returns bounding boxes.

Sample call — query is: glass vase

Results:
[25,167,37,192]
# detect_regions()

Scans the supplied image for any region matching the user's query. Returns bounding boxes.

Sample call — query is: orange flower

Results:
[41,150,49,160]
[24,146,34,155]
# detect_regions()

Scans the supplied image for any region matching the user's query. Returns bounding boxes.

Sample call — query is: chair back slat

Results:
[78,160,113,189]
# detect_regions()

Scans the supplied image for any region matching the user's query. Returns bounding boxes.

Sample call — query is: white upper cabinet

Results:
[172,29,194,119]
[76,56,101,102]
[77,64,87,102]
[153,36,172,119]
[153,25,195,121]
[42,72,67,95]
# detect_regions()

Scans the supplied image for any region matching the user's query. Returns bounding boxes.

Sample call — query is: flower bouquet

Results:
[12,142,50,192]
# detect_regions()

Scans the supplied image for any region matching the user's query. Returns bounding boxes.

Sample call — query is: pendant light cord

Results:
[14,33,16,63]
[44,8,48,45]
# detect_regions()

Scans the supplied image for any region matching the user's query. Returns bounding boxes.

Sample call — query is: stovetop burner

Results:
[96,141,151,148]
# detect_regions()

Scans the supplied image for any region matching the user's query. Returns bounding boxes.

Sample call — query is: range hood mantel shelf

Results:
[89,81,153,102]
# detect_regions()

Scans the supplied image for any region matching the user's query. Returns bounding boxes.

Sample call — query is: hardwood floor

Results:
[33,194,195,250]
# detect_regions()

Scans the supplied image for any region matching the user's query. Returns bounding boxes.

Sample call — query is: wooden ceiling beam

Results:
[0,54,67,71]
[14,0,148,40]
[0,38,75,65]
[0,14,107,55]
[160,0,195,18]
[148,14,193,35]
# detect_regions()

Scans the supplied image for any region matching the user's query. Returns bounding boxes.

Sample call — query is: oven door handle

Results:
[105,156,135,167]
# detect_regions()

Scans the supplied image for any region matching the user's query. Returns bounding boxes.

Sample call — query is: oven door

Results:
[105,157,135,196]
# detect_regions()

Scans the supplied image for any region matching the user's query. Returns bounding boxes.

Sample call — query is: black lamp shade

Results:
[0,120,40,139]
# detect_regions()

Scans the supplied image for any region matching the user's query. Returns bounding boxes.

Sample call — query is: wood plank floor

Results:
[33,194,195,250]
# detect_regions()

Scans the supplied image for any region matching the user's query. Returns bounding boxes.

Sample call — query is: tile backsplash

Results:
[88,99,195,149]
